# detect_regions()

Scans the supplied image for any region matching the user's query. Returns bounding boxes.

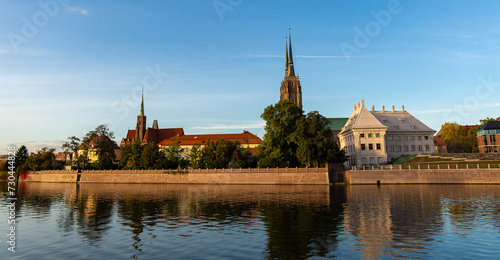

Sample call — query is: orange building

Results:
[477,121,500,153]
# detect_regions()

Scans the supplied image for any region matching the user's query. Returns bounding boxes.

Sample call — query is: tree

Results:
[440,122,477,153]
[293,112,347,167]
[258,100,346,167]
[141,142,163,169]
[119,144,132,169]
[189,144,201,169]
[62,136,81,170]
[258,100,304,167]
[125,139,143,169]
[26,147,56,171]
[162,140,188,169]
[15,145,29,173]
[82,124,117,169]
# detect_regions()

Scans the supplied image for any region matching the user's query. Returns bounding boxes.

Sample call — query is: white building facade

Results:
[339,100,435,169]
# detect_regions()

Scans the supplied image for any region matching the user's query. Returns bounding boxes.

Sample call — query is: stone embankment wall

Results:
[20,170,79,183]
[349,169,500,184]
[22,168,329,185]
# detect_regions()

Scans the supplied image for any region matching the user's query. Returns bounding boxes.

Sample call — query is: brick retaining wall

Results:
[349,169,500,184]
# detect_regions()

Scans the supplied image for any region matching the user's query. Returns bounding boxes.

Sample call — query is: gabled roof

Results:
[341,106,387,135]
[159,131,262,146]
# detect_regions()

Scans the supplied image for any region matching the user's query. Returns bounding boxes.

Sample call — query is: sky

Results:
[1,0,500,153]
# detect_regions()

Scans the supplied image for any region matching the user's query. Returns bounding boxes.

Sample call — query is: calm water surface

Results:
[1,183,499,259]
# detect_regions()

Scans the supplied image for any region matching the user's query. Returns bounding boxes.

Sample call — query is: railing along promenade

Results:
[352,163,500,171]
[32,166,325,174]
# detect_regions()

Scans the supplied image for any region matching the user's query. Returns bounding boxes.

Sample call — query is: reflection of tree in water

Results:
[259,186,346,259]
[73,192,114,245]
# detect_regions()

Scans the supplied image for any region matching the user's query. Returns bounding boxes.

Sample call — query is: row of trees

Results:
[119,138,258,170]
[0,145,65,175]
[440,117,498,153]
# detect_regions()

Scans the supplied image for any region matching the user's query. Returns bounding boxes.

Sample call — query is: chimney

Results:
[353,104,357,111]
[382,105,385,112]
[357,102,360,109]
[371,105,375,112]
[361,99,365,107]
[401,105,405,112]
[391,105,395,112]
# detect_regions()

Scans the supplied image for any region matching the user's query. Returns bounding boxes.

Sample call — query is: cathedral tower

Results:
[280,29,302,109]
[135,89,146,142]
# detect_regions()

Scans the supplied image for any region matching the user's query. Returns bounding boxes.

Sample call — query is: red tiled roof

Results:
[434,136,446,146]
[143,128,184,144]
[126,130,136,139]
[159,131,262,146]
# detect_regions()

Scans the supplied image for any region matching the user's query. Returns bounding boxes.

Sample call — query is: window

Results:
[361,144,366,150]
[418,145,423,151]
[424,136,429,140]
[377,157,382,163]
[395,136,401,141]
[368,133,372,138]
[397,145,401,152]
[403,136,408,141]
[369,144,373,150]
[375,133,380,138]
[362,157,367,164]
[388,136,394,141]
[376,143,381,150]
[390,145,395,152]
[369,157,375,164]
[425,145,430,151]
[418,136,422,141]
[410,136,415,141]
[411,145,416,151]
[360,133,365,138]
[404,145,409,151]
[394,125,400,130]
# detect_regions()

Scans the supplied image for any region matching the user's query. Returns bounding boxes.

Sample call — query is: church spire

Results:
[139,88,144,116]
[286,28,295,77]
[285,39,289,72]
[288,28,293,65]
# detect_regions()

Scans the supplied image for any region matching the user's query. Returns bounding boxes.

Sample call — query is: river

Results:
[1,183,499,259]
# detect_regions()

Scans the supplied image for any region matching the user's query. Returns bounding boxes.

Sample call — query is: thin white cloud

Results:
[65,5,89,15]
[242,54,372,59]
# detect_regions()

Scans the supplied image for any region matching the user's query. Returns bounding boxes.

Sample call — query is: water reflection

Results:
[1,183,499,259]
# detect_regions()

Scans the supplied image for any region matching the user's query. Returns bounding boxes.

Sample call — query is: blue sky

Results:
[1,0,500,153]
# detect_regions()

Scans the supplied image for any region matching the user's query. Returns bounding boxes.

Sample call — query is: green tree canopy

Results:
[440,122,478,153]
[258,100,346,167]
[62,136,81,169]
[82,124,117,169]
[15,145,29,173]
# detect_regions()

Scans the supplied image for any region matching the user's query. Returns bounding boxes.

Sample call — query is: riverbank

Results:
[16,165,500,185]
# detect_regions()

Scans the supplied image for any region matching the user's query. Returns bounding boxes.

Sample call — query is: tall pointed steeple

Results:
[287,28,295,77]
[285,39,289,73]
[139,88,144,116]
[280,28,302,109]
[135,88,147,142]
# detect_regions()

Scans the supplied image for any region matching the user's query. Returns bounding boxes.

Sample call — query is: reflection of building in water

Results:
[343,186,394,259]
[344,186,444,259]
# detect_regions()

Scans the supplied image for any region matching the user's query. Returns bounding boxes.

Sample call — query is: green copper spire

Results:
[139,88,144,116]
